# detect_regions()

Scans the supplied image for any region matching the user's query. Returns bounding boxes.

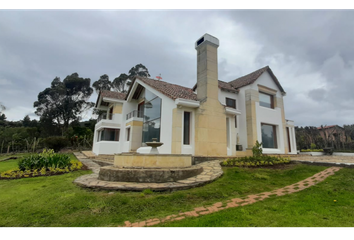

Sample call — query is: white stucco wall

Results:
[180,106,196,155]
[218,88,240,156]
[251,71,286,154]
[132,80,175,154]
[233,86,249,154]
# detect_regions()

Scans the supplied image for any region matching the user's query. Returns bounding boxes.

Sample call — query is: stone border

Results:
[73,152,223,191]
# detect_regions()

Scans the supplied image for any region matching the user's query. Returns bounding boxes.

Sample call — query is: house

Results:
[317,125,347,143]
[92,33,297,157]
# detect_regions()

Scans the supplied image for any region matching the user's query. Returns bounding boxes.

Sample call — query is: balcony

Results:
[97,112,113,122]
[126,110,144,120]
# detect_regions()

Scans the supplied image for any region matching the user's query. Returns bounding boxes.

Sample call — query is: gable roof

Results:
[229,66,286,94]
[127,76,197,101]
[124,66,285,102]
[192,80,238,93]
[95,90,126,108]
[100,90,126,100]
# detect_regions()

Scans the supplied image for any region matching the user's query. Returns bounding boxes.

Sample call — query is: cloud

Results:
[0,78,12,85]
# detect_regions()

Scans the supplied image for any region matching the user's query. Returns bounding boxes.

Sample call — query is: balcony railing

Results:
[97,112,113,122]
[126,110,144,120]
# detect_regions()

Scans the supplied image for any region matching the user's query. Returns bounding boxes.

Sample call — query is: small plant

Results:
[310,143,316,150]
[252,141,263,157]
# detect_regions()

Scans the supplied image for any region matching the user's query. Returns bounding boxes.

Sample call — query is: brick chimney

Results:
[195,33,219,101]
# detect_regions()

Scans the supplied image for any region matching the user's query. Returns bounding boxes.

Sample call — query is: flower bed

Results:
[221,155,291,167]
[0,149,83,180]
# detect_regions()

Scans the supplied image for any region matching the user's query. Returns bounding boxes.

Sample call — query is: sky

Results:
[1,8,354,127]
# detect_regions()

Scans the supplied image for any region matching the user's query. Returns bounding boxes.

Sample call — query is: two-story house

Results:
[92,33,297,157]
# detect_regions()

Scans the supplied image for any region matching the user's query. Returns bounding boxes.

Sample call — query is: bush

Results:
[221,155,290,168]
[252,141,263,157]
[43,137,70,152]
[1,150,83,179]
[17,149,71,171]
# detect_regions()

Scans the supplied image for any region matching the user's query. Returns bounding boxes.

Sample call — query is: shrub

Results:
[310,143,316,150]
[221,155,291,168]
[18,149,71,171]
[43,137,70,152]
[252,141,263,157]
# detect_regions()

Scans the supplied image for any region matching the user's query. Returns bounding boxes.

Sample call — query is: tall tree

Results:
[128,63,151,80]
[111,63,150,93]
[0,102,5,114]
[22,115,31,127]
[33,73,94,134]
[112,73,130,93]
[92,74,112,93]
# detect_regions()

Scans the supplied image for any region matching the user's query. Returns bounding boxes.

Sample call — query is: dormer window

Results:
[226,98,236,109]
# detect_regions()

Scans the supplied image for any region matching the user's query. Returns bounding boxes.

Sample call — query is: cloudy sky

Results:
[1,9,354,127]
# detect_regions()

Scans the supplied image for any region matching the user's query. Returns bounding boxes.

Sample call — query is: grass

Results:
[2,154,353,227]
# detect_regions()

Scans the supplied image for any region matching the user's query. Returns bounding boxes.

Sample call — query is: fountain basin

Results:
[114,153,192,168]
[98,165,203,183]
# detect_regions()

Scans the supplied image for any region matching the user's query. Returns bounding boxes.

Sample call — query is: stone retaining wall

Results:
[98,165,203,183]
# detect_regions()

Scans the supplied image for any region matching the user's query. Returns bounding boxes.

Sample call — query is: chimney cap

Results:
[195,33,219,49]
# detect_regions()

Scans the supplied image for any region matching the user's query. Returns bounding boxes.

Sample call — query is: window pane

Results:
[261,124,277,148]
[145,89,157,102]
[142,119,161,142]
[259,92,272,108]
[100,128,120,141]
[183,112,190,145]
[226,98,236,108]
[144,97,161,122]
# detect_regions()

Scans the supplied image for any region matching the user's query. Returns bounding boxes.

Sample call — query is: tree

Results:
[92,74,112,93]
[112,73,129,93]
[22,115,31,127]
[0,102,5,114]
[33,73,94,134]
[128,63,151,80]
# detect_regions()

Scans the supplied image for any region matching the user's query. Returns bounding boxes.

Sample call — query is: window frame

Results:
[259,92,274,109]
[98,128,120,142]
[183,111,191,145]
[261,123,278,149]
[225,97,236,109]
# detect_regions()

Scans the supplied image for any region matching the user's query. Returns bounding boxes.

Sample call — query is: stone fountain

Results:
[146,138,163,154]
[97,139,201,183]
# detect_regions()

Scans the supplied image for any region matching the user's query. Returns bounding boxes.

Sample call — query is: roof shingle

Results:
[134,77,197,101]
[228,66,285,93]
[100,90,126,100]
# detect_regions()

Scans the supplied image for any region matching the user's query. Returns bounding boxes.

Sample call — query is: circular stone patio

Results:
[73,152,223,191]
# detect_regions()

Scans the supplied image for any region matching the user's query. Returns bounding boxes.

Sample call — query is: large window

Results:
[226,98,236,109]
[183,112,191,145]
[259,92,274,109]
[98,128,120,141]
[261,124,277,148]
[142,90,162,143]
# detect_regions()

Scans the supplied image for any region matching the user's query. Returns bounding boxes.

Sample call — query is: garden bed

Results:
[0,149,85,180]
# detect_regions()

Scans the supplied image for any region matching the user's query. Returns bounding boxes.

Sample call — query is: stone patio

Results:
[290,155,354,167]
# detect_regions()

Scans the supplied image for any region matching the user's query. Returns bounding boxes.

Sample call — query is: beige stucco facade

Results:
[245,89,259,149]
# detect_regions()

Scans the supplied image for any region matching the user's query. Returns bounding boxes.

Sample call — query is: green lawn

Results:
[0,154,351,227]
